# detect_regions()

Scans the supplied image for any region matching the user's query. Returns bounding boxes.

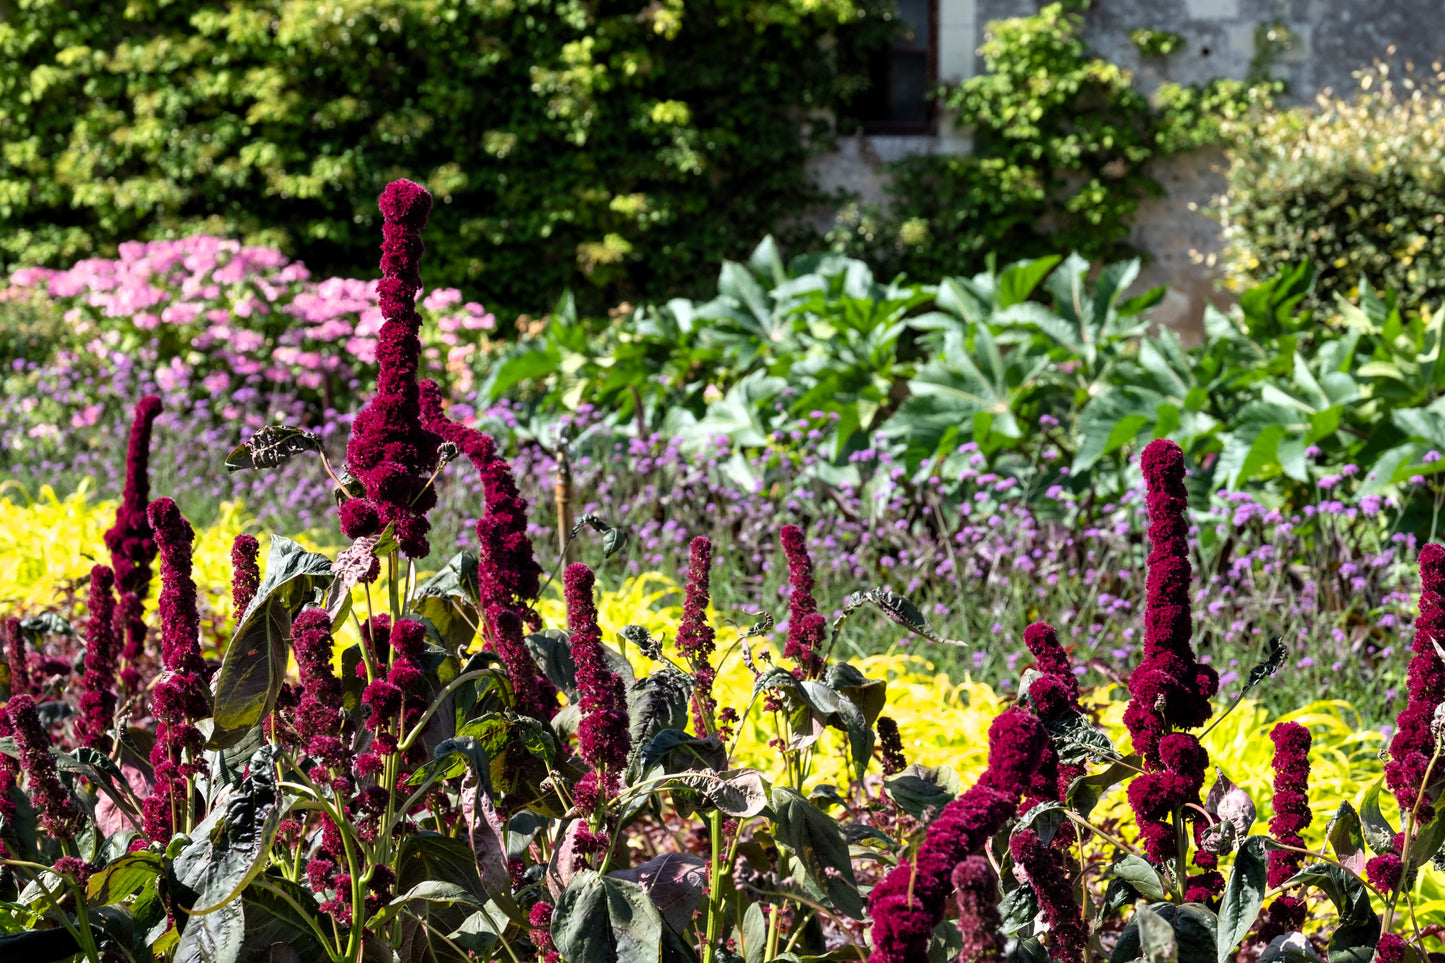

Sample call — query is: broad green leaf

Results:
[1113,854,1167,901]
[769,787,864,919]
[1217,836,1270,963]
[553,870,666,963]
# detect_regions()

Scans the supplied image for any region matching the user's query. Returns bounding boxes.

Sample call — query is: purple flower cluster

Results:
[779,525,826,679]
[867,707,1047,963]
[676,536,719,732]
[142,497,210,842]
[564,563,630,774]
[230,533,260,615]
[1259,721,1311,941]
[1385,543,1445,819]
[341,180,442,559]
[8,694,80,837]
[1124,439,1218,770]
[75,564,119,749]
[104,395,162,596]
[951,856,1004,962]
[1009,829,1086,963]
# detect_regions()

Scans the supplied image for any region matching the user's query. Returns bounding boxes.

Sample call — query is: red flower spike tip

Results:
[342,179,442,559]
[230,533,260,616]
[76,565,120,749]
[1386,542,1445,821]
[677,536,718,732]
[105,395,163,597]
[779,524,825,678]
[564,563,631,774]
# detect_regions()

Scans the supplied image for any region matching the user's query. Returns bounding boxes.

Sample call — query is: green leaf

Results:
[174,896,244,963]
[628,666,693,754]
[1358,778,1397,854]
[241,878,325,960]
[769,787,864,919]
[741,901,767,963]
[552,870,666,963]
[87,852,163,905]
[210,537,334,746]
[1280,863,1379,963]
[1326,802,1368,874]
[172,748,282,917]
[1217,836,1270,963]
[1113,854,1167,901]
[884,764,960,819]
[996,255,1062,308]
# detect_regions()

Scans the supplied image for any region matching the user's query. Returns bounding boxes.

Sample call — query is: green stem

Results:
[702,809,724,963]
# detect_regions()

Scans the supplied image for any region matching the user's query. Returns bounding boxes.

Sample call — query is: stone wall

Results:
[811,0,1445,337]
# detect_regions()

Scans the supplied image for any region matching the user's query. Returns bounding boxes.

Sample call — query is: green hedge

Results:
[0,0,890,315]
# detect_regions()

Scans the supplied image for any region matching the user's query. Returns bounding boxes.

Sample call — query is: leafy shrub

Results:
[1219,64,1445,310]
[0,0,892,315]
[831,1,1271,280]
[5,179,1445,963]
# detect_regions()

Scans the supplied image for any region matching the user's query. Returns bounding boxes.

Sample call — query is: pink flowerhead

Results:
[342,179,442,559]
[677,536,718,732]
[105,395,163,596]
[951,856,1004,962]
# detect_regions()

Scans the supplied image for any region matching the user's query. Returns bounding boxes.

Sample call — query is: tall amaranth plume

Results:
[1257,721,1312,943]
[341,179,442,559]
[141,497,210,842]
[676,536,719,733]
[1122,441,1219,896]
[105,395,163,596]
[230,533,261,616]
[418,379,550,718]
[779,524,826,679]
[951,857,1005,962]
[1386,542,1445,820]
[564,563,631,775]
[867,707,1048,963]
[292,608,353,784]
[76,565,120,749]
[1021,622,1082,814]
[3,617,29,698]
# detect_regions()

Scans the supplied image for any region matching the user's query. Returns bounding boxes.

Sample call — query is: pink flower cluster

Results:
[75,565,119,750]
[5,235,493,395]
[564,563,631,774]
[676,536,719,732]
[867,707,1048,963]
[8,694,81,837]
[230,534,261,615]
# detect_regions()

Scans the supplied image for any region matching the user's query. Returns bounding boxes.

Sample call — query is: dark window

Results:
[858,0,937,134]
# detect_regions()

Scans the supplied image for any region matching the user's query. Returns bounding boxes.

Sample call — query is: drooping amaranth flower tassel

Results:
[866,707,1048,963]
[1010,828,1087,963]
[779,525,825,679]
[1386,542,1445,821]
[3,616,29,699]
[952,856,1005,963]
[9,694,80,837]
[341,179,442,559]
[75,564,120,749]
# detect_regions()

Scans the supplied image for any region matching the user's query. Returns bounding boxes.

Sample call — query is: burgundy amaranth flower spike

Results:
[951,856,1005,962]
[418,380,543,618]
[876,716,907,776]
[1386,542,1445,820]
[75,565,120,749]
[1258,721,1312,942]
[867,707,1048,963]
[141,497,210,842]
[3,616,29,699]
[564,563,630,774]
[292,608,352,779]
[1126,732,1209,864]
[1010,829,1087,963]
[231,533,261,616]
[1021,622,1084,812]
[779,524,826,679]
[105,395,163,597]
[9,694,81,837]
[676,536,719,732]
[341,179,442,559]
[1124,439,1218,770]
